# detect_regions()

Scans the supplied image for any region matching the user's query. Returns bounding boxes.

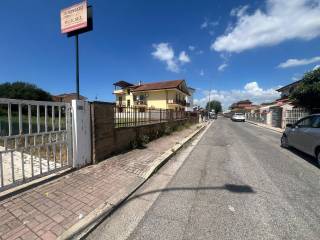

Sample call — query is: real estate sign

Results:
[60,1,88,34]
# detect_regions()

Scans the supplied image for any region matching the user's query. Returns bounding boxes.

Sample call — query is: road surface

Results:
[86,118,320,240]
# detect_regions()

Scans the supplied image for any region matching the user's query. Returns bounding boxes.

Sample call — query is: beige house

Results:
[113,80,191,111]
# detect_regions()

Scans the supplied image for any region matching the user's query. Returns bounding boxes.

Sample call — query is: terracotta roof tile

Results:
[131,80,189,95]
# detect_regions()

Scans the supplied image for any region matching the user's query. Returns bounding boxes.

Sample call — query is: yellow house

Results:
[113,80,191,111]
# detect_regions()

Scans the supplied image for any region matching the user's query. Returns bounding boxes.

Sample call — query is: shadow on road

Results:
[126,183,255,203]
[287,147,319,169]
[83,184,255,238]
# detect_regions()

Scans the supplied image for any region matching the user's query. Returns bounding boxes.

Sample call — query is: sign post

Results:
[60,1,92,100]
[75,34,79,100]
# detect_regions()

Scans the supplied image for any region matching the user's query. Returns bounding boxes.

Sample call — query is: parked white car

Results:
[231,113,245,122]
[281,114,320,165]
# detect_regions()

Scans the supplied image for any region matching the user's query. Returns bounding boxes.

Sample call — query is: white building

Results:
[185,87,195,111]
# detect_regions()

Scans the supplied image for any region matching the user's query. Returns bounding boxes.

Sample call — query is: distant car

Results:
[231,113,245,122]
[209,112,217,119]
[281,114,320,165]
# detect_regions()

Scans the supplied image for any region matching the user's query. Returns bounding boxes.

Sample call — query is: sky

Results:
[1,0,320,109]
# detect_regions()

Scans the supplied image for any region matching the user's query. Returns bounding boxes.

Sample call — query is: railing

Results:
[246,112,267,124]
[114,106,190,128]
[167,99,187,106]
[282,108,309,127]
[134,100,147,106]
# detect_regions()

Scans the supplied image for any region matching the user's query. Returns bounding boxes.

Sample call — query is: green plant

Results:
[289,68,320,111]
[164,125,172,135]
[130,139,139,149]
[206,100,222,113]
[140,134,150,145]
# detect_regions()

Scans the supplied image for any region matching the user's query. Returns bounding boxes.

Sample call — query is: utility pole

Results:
[208,76,213,111]
[75,34,80,100]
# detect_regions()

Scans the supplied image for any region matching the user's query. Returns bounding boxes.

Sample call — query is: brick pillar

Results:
[91,101,115,163]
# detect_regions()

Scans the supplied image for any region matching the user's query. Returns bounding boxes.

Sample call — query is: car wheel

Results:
[281,135,289,148]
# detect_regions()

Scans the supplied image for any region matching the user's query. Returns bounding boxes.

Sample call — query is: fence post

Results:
[72,100,92,168]
[134,107,137,126]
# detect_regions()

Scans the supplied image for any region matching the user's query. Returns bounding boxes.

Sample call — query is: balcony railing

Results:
[168,99,188,106]
[134,100,147,106]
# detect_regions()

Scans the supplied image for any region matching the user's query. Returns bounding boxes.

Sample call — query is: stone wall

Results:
[90,101,198,163]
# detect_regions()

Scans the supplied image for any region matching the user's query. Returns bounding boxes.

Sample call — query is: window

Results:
[127,100,130,107]
[296,117,312,128]
[118,96,122,104]
[311,116,320,128]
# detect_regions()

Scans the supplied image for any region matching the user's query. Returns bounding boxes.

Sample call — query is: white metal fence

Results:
[245,112,267,124]
[282,108,309,127]
[0,98,72,191]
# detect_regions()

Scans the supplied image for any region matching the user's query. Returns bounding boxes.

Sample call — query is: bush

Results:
[139,135,150,145]
[164,125,172,135]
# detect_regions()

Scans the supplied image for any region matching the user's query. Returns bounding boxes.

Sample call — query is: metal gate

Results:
[282,108,309,127]
[0,98,72,192]
[271,107,282,128]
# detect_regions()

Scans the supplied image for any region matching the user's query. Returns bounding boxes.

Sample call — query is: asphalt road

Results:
[86,118,320,240]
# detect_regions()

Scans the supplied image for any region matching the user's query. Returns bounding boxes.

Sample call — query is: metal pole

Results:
[75,34,80,100]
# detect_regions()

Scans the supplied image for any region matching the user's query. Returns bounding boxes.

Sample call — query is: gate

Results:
[271,106,282,128]
[282,108,309,127]
[0,98,73,192]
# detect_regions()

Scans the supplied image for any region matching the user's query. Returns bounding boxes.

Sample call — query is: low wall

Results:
[90,101,198,163]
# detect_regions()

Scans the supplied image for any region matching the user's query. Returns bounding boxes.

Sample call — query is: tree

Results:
[0,82,52,101]
[289,68,320,112]
[206,100,222,113]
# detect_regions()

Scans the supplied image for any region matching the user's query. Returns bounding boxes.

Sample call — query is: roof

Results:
[131,80,190,95]
[113,81,134,88]
[276,80,302,92]
[237,100,252,104]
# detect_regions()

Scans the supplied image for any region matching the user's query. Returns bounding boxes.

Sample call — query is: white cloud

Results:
[291,73,302,81]
[230,5,249,17]
[201,21,208,29]
[201,18,219,35]
[278,56,320,68]
[188,45,196,51]
[152,43,191,72]
[194,81,280,110]
[313,64,320,70]
[212,0,320,53]
[179,51,191,63]
[200,69,205,76]
[218,63,228,71]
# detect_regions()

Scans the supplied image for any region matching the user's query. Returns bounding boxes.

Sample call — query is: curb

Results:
[58,121,211,240]
[246,120,284,134]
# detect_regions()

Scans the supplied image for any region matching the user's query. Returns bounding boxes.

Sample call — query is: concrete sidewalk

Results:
[0,123,206,240]
[246,120,284,133]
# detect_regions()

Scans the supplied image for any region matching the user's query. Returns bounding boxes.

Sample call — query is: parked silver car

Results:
[231,113,245,122]
[281,114,320,165]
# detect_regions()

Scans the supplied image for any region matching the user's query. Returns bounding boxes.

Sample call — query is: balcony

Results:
[134,100,147,106]
[114,89,125,95]
[168,99,187,106]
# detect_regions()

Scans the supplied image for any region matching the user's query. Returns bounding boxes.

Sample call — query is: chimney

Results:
[138,80,142,86]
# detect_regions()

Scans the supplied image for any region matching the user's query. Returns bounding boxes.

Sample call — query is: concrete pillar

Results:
[72,100,92,168]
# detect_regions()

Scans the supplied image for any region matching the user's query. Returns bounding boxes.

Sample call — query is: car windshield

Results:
[235,113,244,116]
